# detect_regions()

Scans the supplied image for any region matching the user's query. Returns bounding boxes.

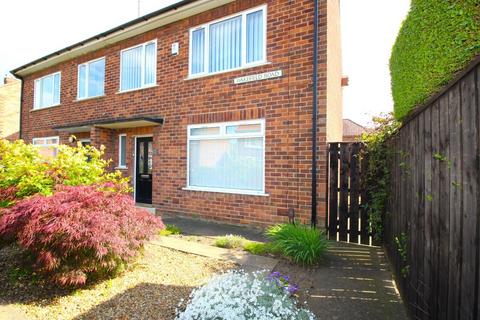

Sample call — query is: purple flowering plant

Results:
[267,271,299,295]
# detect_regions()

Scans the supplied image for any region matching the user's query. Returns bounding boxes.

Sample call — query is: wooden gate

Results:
[327,142,375,245]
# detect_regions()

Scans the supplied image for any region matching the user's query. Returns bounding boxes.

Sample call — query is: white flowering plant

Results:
[175,270,316,320]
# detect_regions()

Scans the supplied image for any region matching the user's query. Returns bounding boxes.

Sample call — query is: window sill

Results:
[182,186,269,197]
[116,84,158,95]
[115,166,128,170]
[185,61,272,81]
[74,95,105,102]
[30,104,61,112]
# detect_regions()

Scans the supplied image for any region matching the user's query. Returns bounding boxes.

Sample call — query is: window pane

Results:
[246,10,264,63]
[138,141,145,174]
[189,137,263,191]
[34,80,41,109]
[121,46,142,91]
[226,124,262,134]
[191,29,205,74]
[41,76,54,107]
[78,65,87,99]
[144,43,156,85]
[190,126,220,136]
[209,16,242,73]
[120,136,126,167]
[147,141,153,174]
[53,73,61,105]
[88,59,105,97]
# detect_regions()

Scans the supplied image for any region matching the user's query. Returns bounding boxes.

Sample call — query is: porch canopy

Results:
[54,116,164,133]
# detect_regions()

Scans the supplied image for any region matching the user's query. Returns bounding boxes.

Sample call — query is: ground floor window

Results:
[32,136,59,158]
[187,119,265,194]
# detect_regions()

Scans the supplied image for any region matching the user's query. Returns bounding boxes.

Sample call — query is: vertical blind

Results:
[121,41,156,91]
[209,16,242,73]
[34,73,60,109]
[190,7,265,75]
[78,58,105,99]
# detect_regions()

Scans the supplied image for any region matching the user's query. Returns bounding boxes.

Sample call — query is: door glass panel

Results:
[138,142,145,174]
[147,141,153,174]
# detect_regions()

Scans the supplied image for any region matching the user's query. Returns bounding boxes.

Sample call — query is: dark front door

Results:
[135,137,153,204]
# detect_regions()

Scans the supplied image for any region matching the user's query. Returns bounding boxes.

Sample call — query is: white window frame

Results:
[185,119,267,196]
[33,72,61,109]
[32,136,60,157]
[118,134,127,168]
[77,57,106,100]
[188,5,268,78]
[119,39,157,93]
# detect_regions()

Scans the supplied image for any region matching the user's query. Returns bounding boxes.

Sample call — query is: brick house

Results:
[11,0,343,226]
[342,119,366,142]
[0,77,21,141]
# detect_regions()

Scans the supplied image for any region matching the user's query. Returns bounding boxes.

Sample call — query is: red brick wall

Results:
[20,0,329,227]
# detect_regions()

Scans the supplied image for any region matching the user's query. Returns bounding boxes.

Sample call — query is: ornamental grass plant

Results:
[266,223,328,265]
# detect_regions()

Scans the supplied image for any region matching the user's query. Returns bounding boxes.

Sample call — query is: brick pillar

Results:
[90,126,115,172]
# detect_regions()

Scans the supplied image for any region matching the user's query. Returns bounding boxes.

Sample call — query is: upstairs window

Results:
[189,5,266,76]
[34,72,61,109]
[78,57,105,99]
[32,136,59,158]
[120,40,157,92]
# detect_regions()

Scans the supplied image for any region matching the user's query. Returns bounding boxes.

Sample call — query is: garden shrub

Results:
[361,113,399,241]
[0,184,164,286]
[0,139,129,206]
[243,241,275,255]
[158,224,182,236]
[176,270,316,320]
[214,234,246,249]
[390,0,480,120]
[266,223,328,265]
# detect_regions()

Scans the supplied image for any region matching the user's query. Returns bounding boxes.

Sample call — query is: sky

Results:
[0,0,410,127]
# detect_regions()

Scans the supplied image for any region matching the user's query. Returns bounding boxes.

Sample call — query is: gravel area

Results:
[0,240,234,320]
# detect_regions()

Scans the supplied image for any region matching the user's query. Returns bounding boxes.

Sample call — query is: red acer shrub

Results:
[0,184,164,286]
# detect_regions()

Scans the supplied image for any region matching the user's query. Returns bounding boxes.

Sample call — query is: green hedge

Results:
[390,0,480,120]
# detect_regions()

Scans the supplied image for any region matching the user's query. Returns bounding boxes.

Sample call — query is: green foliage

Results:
[214,234,246,249]
[362,114,400,240]
[159,224,182,236]
[266,223,328,265]
[394,233,410,278]
[0,139,129,205]
[390,0,480,120]
[242,241,278,256]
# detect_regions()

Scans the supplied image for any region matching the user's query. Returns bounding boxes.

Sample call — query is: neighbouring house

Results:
[0,77,21,141]
[11,0,343,226]
[342,119,365,142]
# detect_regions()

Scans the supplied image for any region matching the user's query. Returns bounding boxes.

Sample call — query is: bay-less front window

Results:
[34,72,61,109]
[189,5,266,76]
[32,136,59,158]
[120,40,157,92]
[78,57,105,99]
[187,120,265,194]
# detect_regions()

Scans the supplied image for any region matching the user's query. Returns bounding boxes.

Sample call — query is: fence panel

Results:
[384,58,480,320]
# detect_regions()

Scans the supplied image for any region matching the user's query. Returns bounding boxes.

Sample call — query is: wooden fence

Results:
[327,142,375,245]
[384,57,480,320]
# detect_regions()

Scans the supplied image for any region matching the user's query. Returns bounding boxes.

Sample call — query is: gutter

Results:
[311,0,319,227]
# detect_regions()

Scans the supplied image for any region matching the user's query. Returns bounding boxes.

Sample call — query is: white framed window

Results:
[118,134,127,168]
[189,5,267,77]
[34,72,61,109]
[186,119,265,195]
[78,57,105,99]
[32,136,59,158]
[120,40,157,92]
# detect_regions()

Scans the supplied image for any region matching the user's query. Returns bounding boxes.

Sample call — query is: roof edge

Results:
[11,0,233,77]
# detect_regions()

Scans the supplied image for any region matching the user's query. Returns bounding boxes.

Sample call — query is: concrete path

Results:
[274,241,409,320]
[152,236,278,272]
[162,215,267,242]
